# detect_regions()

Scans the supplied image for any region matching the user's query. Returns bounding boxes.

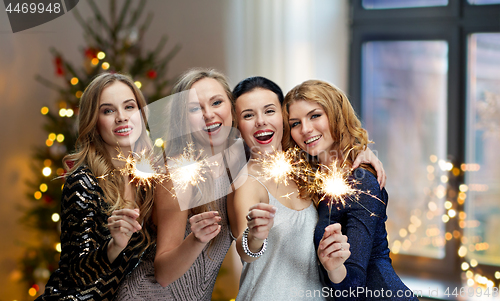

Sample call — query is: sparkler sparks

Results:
[257,147,383,219]
[314,163,356,207]
[313,161,385,220]
[281,192,295,199]
[256,147,304,186]
[166,143,217,193]
[119,149,165,188]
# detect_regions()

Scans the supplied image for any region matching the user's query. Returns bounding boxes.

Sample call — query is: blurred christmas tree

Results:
[19,0,180,298]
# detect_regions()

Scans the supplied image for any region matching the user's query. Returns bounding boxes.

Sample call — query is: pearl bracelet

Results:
[242,227,267,258]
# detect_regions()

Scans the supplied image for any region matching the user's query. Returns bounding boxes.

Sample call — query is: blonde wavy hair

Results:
[282,80,376,203]
[63,72,155,249]
[165,68,236,215]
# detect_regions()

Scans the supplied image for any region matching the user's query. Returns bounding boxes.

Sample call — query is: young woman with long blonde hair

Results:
[116,68,243,301]
[37,73,155,301]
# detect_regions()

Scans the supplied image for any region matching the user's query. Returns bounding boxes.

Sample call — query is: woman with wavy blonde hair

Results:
[37,73,155,301]
[115,68,244,301]
[283,80,417,300]
[283,80,376,177]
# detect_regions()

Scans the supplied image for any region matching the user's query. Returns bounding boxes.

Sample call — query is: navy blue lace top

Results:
[314,168,418,300]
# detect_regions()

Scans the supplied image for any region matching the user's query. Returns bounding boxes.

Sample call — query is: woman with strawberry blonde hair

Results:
[283,79,417,300]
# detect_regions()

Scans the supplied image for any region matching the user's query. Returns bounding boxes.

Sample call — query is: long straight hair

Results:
[165,68,236,214]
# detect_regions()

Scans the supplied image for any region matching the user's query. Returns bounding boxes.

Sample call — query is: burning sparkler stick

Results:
[236,145,383,221]
[312,160,384,223]
[117,149,166,189]
[255,147,305,186]
[166,143,218,196]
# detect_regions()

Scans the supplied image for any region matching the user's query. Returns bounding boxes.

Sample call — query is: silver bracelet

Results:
[242,227,267,258]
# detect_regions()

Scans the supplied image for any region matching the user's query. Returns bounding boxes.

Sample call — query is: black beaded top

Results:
[36,166,147,301]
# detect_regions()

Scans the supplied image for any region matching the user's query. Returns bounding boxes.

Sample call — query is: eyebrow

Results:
[188,94,225,106]
[99,98,136,108]
[239,103,276,115]
[210,94,224,101]
[240,108,253,115]
[288,108,318,122]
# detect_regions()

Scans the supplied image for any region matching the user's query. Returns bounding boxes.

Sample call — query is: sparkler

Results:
[314,163,356,207]
[235,144,384,223]
[313,160,384,223]
[256,147,306,186]
[118,149,165,189]
[256,147,383,221]
[166,143,217,195]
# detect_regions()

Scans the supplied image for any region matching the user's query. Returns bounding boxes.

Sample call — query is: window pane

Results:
[465,33,500,267]
[362,41,449,258]
[363,0,448,9]
[468,0,500,5]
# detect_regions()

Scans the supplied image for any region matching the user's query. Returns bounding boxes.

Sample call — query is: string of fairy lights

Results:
[387,153,499,291]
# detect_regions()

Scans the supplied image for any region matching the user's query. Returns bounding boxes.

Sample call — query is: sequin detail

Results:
[37,166,148,301]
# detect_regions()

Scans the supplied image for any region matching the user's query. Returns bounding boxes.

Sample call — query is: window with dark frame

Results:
[349,0,500,294]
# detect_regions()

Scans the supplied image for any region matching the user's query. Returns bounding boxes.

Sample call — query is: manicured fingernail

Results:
[269,213,275,218]
[214,212,219,216]
[273,206,277,212]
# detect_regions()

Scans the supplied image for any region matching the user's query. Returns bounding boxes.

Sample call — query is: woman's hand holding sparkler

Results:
[107,208,142,263]
[352,147,386,189]
[246,203,277,242]
[189,211,222,244]
[246,203,278,255]
[317,223,350,284]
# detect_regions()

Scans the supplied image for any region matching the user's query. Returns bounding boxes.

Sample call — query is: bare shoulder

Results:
[233,172,269,205]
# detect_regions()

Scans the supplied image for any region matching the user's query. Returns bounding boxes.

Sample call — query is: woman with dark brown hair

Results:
[228,76,386,300]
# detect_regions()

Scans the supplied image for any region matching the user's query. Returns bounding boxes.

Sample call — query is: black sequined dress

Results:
[36,166,148,301]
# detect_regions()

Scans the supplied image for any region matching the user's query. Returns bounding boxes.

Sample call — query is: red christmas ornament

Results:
[84,48,97,59]
[54,56,64,76]
[147,69,157,79]
[43,195,53,204]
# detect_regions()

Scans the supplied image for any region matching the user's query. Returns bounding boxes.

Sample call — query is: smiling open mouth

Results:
[114,126,133,136]
[203,123,222,132]
[254,130,274,142]
[116,128,132,133]
[305,135,321,145]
